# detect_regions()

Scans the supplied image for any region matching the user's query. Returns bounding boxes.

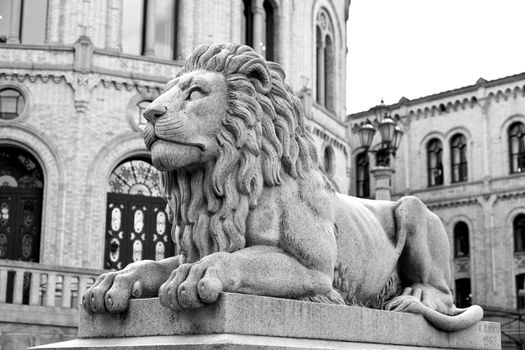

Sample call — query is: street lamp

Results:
[356,101,404,200]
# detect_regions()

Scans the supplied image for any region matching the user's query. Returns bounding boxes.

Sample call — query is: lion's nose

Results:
[143,104,167,125]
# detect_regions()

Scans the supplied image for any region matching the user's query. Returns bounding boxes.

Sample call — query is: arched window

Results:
[0,0,48,44]
[427,138,443,186]
[509,122,525,174]
[453,221,469,257]
[242,0,275,60]
[262,0,275,61]
[0,88,25,120]
[315,8,335,112]
[517,274,525,309]
[0,147,43,262]
[455,278,471,308]
[450,134,467,183]
[324,35,335,111]
[514,214,525,252]
[105,157,174,270]
[323,146,334,175]
[356,152,370,198]
[122,0,177,59]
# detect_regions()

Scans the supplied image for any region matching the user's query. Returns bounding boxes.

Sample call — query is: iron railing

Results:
[483,305,525,350]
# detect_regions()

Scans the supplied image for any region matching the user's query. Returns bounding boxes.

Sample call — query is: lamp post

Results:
[356,101,404,201]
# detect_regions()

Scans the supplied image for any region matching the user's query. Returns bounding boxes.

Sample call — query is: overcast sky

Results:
[346,0,525,114]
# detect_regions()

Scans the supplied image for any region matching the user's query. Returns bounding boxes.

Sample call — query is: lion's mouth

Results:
[144,124,205,152]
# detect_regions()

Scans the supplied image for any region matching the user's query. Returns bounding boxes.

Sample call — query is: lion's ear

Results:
[245,61,271,94]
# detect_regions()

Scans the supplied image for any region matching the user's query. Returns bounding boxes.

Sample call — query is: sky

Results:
[346,0,525,114]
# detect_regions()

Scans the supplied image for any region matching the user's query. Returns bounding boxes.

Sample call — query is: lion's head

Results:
[143,43,319,263]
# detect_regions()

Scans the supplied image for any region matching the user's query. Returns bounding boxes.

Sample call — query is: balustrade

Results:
[0,260,102,309]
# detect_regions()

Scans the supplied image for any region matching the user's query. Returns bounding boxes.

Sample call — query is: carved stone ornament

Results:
[83,43,483,332]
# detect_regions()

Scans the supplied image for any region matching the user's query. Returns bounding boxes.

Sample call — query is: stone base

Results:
[34,293,501,350]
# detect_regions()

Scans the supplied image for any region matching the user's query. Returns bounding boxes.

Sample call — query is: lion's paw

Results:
[384,287,429,313]
[158,252,234,311]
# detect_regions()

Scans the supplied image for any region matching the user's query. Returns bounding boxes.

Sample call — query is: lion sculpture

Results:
[84,43,483,331]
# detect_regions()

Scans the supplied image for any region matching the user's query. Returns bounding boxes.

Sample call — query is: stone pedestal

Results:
[33,293,501,350]
[370,166,395,200]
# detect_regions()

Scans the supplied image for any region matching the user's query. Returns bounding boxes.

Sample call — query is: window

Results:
[455,278,471,308]
[105,157,174,270]
[122,0,177,59]
[450,134,467,183]
[517,274,525,309]
[514,214,525,252]
[323,146,334,175]
[0,146,43,262]
[356,152,369,198]
[0,0,48,44]
[315,8,335,112]
[427,138,443,186]
[242,0,275,60]
[509,122,525,174]
[0,88,25,120]
[453,222,469,257]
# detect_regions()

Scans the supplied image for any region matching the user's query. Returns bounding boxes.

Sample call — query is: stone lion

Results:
[84,43,483,331]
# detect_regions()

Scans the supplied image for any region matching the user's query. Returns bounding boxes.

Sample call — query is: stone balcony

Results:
[0,260,103,350]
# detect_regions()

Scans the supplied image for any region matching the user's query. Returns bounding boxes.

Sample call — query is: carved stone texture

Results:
[82,43,484,332]
[44,294,498,350]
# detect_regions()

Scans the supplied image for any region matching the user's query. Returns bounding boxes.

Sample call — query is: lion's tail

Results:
[417,304,484,331]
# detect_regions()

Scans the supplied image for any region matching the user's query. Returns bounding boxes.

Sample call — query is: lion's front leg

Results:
[158,245,334,310]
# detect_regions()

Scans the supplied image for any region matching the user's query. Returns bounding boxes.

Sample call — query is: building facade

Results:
[0,1,350,349]
[348,73,525,313]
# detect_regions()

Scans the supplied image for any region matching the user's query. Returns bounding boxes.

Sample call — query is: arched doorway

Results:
[104,157,174,270]
[0,146,43,262]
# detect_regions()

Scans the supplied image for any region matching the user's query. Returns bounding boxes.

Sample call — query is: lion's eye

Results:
[188,88,205,100]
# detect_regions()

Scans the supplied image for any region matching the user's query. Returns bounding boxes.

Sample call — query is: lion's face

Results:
[143,70,228,171]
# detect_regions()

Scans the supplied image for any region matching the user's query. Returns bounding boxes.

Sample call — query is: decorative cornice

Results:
[426,197,479,210]
[0,71,67,84]
[348,72,525,122]
[311,126,348,155]
[0,70,163,94]
[1,70,164,114]
[496,189,525,202]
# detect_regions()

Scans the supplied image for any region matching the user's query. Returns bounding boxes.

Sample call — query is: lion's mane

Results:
[162,43,319,263]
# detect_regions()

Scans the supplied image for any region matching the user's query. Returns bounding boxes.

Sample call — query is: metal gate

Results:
[104,193,174,270]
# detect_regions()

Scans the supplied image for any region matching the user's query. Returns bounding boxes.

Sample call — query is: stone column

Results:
[105,0,121,51]
[251,0,264,54]
[370,166,395,201]
[176,0,193,60]
[7,0,22,44]
[316,39,325,106]
[143,0,156,56]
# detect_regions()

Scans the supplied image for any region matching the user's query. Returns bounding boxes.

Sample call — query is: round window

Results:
[136,100,152,131]
[0,88,25,120]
